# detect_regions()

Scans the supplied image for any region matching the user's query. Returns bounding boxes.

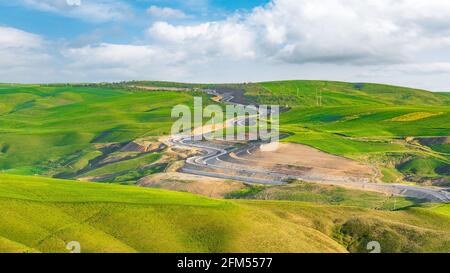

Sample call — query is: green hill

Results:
[0,81,448,185]
[244,81,450,107]
[239,81,450,184]
[0,84,209,177]
[0,174,449,253]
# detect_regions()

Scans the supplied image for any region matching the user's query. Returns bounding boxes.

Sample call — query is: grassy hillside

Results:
[242,81,450,184]
[245,81,450,107]
[0,85,208,177]
[225,182,419,210]
[0,174,449,253]
[0,81,448,184]
[1,81,448,254]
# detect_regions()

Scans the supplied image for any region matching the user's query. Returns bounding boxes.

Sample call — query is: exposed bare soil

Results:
[232,143,375,179]
[138,172,245,198]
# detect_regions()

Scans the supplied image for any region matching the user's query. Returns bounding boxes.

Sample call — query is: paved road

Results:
[168,93,450,203]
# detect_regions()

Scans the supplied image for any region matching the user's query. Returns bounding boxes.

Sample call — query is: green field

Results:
[0,174,449,253]
[225,182,420,210]
[0,81,449,253]
[245,81,450,107]
[0,85,209,179]
[0,81,448,184]
[242,81,450,184]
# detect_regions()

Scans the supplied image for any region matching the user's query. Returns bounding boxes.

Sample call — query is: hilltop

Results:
[245,80,450,107]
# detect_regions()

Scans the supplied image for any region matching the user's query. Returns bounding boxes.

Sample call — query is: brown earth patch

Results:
[235,143,375,179]
[138,172,245,198]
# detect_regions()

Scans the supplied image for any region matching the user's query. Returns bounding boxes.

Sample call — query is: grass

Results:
[238,200,450,253]
[380,167,404,183]
[1,81,448,183]
[388,112,444,122]
[0,174,343,253]
[429,144,450,154]
[0,81,449,253]
[429,204,450,217]
[243,81,450,183]
[0,85,211,176]
[280,105,450,138]
[224,185,266,199]
[244,80,450,107]
[225,182,419,210]
[79,153,162,178]
[0,174,449,253]
[281,127,407,156]
[397,157,449,178]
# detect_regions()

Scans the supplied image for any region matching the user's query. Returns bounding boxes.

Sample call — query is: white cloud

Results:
[370,62,450,75]
[63,43,185,67]
[3,0,450,89]
[66,0,81,7]
[146,0,450,65]
[61,43,189,80]
[0,27,53,82]
[0,26,43,49]
[147,6,188,19]
[247,0,450,65]
[148,19,256,60]
[14,0,132,22]
[84,0,450,88]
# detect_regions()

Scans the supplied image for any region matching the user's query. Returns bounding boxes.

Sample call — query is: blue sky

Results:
[1,0,450,91]
[0,1,268,40]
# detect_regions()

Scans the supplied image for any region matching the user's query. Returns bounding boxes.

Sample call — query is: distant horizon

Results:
[1,79,449,93]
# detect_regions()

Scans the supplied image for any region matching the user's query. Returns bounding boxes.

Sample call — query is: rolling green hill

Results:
[0,81,448,185]
[241,81,450,184]
[0,174,449,253]
[0,81,449,186]
[0,85,209,178]
[0,81,449,253]
[244,81,450,107]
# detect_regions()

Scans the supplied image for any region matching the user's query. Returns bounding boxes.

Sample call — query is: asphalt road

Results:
[167,93,450,203]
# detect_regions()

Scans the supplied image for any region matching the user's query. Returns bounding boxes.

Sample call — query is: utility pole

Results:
[316,88,322,107]
[319,89,322,107]
[316,88,318,106]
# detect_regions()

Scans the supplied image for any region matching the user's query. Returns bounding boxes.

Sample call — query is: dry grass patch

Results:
[388,112,443,122]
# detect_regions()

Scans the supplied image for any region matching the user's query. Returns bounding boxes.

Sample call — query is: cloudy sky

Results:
[1,0,450,91]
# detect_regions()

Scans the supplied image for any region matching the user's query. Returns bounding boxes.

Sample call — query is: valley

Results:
[0,80,449,252]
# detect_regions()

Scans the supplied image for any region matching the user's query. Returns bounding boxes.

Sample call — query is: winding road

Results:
[167,92,450,203]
